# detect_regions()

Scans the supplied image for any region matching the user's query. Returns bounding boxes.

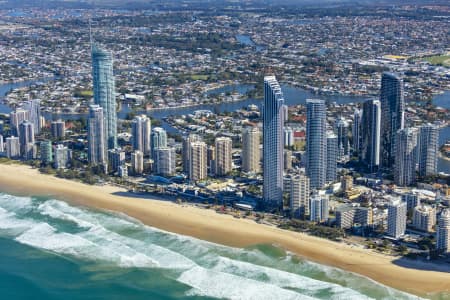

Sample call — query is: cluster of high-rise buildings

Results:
[1,41,448,255]
[352,73,440,185]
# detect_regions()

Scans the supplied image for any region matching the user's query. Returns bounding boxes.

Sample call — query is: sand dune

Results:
[0,163,449,298]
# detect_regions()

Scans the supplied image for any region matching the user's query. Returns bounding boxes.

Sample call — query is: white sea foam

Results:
[0,206,36,234]
[0,194,34,212]
[0,194,425,299]
[212,256,373,300]
[37,199,195,269]
[301,260,423,300]
[178,266,317,300]
[38,201,93,229]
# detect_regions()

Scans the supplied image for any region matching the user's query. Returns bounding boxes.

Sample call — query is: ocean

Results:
[0,192,425,300]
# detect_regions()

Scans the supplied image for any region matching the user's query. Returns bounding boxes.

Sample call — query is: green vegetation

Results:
[421,55,450,67]
[74,89,93,98]
[279,219,345,241]
[190,74,209,81]
[0,157,23,165]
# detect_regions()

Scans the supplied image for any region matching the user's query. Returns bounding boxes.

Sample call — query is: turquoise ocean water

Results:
[0,192,428,299]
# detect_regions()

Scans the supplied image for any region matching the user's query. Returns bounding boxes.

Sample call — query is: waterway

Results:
[235,34,266,52]
[1,80,449,173]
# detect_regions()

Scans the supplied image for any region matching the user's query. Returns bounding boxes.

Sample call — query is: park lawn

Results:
[423,55,450,67]
[190,74,209,81]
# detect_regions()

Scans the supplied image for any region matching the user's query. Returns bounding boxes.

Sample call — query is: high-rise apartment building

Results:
[155,146,176,177]
[352,108,362,156]
[189,141,207,181]
[387,198,407,239]
[306,99,327,189]
[51,120,65,139]
[131,115,151,157]
[87,105,106,166]
[394,128,417,186]
[54,144,71,169]
[242,126,260,173]
[40,140,53,164]
[412,205,436,232]
[290,174,310,218]
[263,76,285,205]
[215,137,232,177]
[326,131,338,183]
[361,99,381,171]
[380,72,405,168]
[182,134,201,174]
[5,136,20,159]
[335,117,349,159]
[151,127,167,156]
[418,123,439,177]
[19,120,35,160]
[310,193,329,223]
[92,44,117,149]
[131,150,144,175]
[436,209,450,254]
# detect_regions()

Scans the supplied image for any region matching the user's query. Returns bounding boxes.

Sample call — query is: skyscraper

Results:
[51,120,65,139]
[326,131,338,183]
[54,144,71,169]
[131,150,144,175]
[334,117,349,159]
[394,128,417,186]
[5,136,20,159]
[25,99,41,134]
[10,109,30,136]
[19,120,35,160]
[306,99,327,189]
[284,126,294,147]
[263,76,285,205]
[412,205,436,232]
[436,209,450,254]
[40,140,53,165]
[242,126,260,173]
[189,141,207,181]
[352,108,362,156]
[108,148,125,173]
[151,127,167,156]
[207,145,216,176]
[155,146,176,177]
[88,105,106,166]
[380,72,405,168]
[131,115,151,157]
[310,193,329,223]
[290,174,310,218]
[215,137,232,177]
[418,123,439,177]
[387,198,407,239]
[92,44,117,149]
[361,99,381,171]
[182,134,201,174]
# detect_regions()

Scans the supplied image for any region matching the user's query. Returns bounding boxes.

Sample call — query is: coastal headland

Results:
[0,163,449,298]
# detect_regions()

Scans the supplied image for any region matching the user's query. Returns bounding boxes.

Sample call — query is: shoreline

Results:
[0,164,449,298]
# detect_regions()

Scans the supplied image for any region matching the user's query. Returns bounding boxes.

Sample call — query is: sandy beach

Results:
[0,164,449,298]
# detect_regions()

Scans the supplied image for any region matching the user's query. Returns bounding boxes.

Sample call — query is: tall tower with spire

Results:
[90,24,117,149]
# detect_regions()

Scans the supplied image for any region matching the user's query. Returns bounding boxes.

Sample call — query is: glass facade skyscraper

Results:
[92,45,117,149]
[418,123,439,177]
[263,76,285,205]
[380,72,404,168]
[306,99,327,189]
[394,128,417,186]
[361,99,381,172]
